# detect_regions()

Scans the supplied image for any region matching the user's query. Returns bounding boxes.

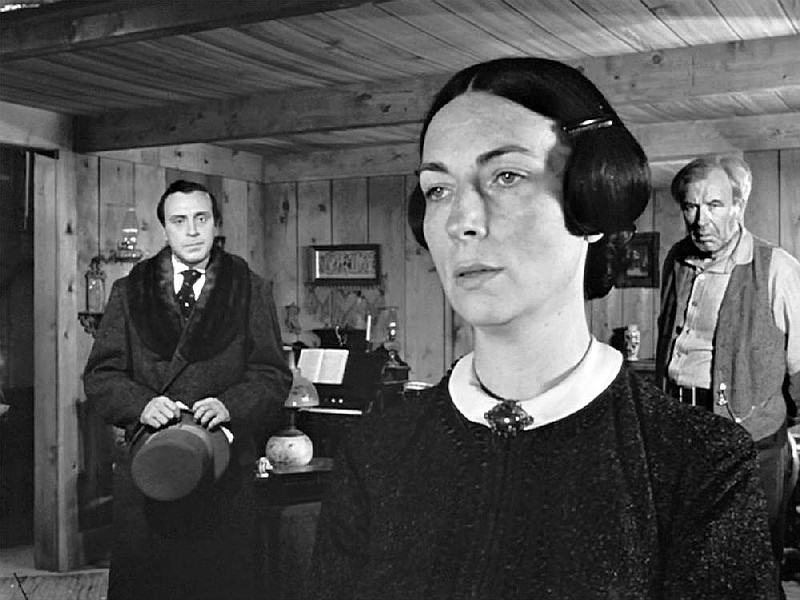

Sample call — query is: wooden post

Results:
[33,151,81,570]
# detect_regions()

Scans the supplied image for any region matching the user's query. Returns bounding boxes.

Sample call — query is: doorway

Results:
[0,144,35,549]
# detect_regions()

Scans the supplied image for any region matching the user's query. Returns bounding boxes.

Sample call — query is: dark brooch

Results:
[484,400,534,437]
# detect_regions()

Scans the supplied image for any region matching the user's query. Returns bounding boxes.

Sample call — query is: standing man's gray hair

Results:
[671,154,753,211]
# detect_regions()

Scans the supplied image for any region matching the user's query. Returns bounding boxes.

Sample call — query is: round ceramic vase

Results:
[265,427,314,467]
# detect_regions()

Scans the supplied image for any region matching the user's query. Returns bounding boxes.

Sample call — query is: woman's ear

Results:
[584,233,604,243]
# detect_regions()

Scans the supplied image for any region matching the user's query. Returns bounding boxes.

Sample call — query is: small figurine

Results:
[624,323,641,361]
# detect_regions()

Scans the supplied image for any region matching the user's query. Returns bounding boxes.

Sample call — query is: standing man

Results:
[656,154,800,569]
[84,179,292,600]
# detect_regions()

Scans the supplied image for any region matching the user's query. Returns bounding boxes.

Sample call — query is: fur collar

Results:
[127,246,251,362]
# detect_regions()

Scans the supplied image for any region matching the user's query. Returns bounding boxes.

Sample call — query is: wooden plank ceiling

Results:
[1,0,799,182]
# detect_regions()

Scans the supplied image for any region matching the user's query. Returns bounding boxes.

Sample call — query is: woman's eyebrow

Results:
[417,145,531,176]
[477,145,531,165]
[416,161,448,176]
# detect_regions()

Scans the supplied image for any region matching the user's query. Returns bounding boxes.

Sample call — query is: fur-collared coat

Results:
[84,246,292,600]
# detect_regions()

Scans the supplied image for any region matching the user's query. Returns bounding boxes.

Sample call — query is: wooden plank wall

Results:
[261,175,447,384]
[79,149,450,380]
[587,148,800,360]
[84,147,448,384]
[82,145,800,379]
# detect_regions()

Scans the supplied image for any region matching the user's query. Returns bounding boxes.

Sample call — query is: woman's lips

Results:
[454,265,502,287]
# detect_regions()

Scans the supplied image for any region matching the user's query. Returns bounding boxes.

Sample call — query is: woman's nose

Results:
[445,184,488,240]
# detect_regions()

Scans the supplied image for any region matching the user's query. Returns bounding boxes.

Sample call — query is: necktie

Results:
[177,269,201,319]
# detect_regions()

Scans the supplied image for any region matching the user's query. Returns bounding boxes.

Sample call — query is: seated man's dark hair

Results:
[157,179,223,228]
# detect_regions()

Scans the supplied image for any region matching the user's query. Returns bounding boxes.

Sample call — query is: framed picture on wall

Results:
[617,232,660,288]
[307,244,381,286]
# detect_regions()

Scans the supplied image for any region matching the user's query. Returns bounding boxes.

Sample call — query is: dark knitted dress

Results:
[308,366,779,599]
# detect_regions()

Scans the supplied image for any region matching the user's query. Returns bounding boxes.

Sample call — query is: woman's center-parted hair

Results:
[407,57,652,300]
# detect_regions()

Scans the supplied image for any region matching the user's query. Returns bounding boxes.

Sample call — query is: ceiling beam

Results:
[73,76,444,152]
[631,112,800,160]
[0,0,389,62]
[576,33,800,105]
[74,33,800,152]
[259,112,800,182]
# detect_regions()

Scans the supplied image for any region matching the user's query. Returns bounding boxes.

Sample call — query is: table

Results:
[626,358,656,386]
[253,458,333,600]
[626,358,655,373]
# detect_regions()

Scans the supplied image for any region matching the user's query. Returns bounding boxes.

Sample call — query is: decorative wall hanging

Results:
[617,232,660,288]
[304,286,387,335]
[300,244,387,347]
[307,244,381,286]
[78,256,106,336]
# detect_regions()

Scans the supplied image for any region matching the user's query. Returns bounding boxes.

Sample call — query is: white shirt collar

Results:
[448,337,622,431]
[171,253,207,295]
[171,253,207,276]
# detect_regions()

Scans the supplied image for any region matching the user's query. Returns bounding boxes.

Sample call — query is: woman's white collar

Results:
[449,337,622,430]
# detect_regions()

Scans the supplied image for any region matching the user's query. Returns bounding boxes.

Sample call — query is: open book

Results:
[297,348,349,385]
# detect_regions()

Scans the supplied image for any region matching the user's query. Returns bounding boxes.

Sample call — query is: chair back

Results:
[787,431,800,505]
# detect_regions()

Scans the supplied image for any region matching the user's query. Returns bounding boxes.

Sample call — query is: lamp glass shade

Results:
[119,207,139,251]
[285,367,319,408]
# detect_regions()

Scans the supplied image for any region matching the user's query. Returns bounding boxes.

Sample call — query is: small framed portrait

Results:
[617,232,660,288]
[307,244,381,286]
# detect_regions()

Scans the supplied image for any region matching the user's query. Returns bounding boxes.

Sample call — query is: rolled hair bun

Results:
[584,230,635,300]
[566,124,650,300]
[562,124,650,236]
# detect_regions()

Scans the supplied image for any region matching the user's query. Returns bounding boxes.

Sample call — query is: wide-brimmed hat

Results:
[130,410,230,502]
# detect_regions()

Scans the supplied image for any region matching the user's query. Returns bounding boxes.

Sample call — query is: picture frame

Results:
[307,244,381,286]
[617,232,660,288]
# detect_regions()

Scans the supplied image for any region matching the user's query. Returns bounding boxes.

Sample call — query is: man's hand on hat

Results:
[140,396,181,429]
[193,397,230,430]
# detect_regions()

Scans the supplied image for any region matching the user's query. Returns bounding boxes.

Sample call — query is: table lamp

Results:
[265,349,319,468]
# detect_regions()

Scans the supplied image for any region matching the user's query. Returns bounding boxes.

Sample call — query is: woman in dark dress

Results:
[308,57,779,599]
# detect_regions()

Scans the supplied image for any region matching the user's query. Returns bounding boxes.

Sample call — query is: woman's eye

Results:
[423,186,449,202]
[493,171,523,186]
